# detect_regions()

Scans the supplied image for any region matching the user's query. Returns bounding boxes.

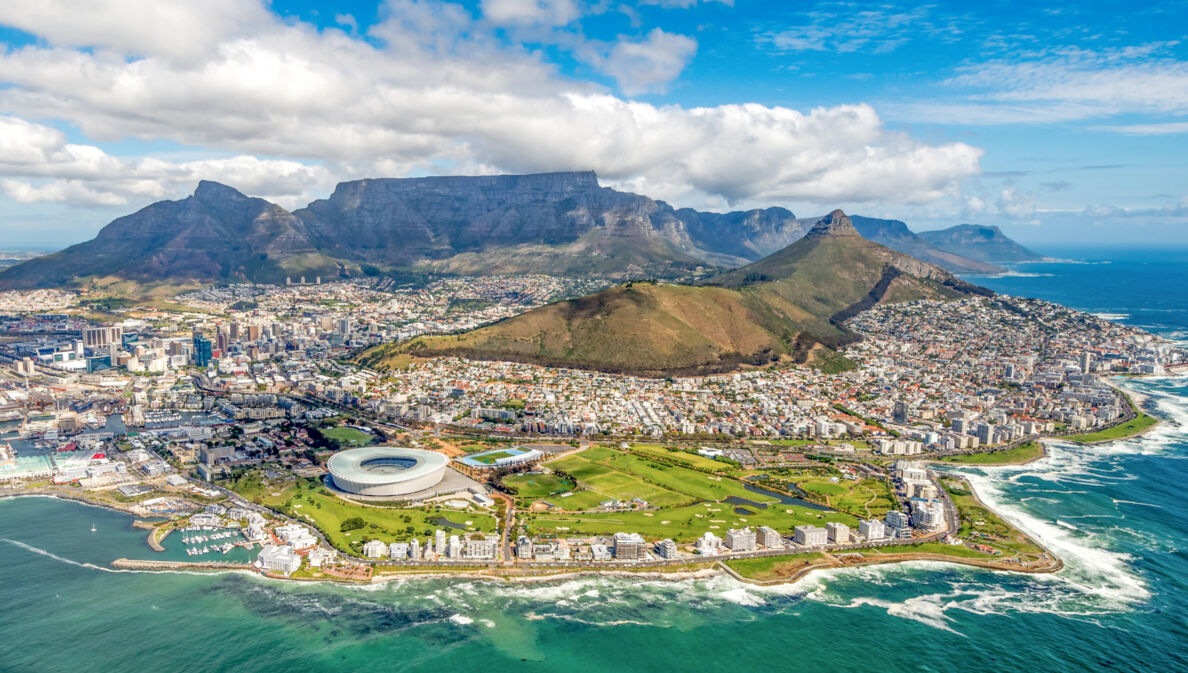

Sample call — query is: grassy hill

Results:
[358,210,990,377]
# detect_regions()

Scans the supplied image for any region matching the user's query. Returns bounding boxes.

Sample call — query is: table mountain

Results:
[0,172,1002,289]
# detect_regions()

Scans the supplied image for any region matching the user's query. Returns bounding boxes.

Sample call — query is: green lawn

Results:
[941,441,1045,465]
[501,473,575,499]
[524,500,856,542]
[470,450,517,464]
[940,478,1045,557]
[1059,411,1158,443]
[865,542,994,559]
[225,472,496,555]
[546,451,693,508]
[629,444,729,471]
[320,426,374,448]
[725,553,825,580]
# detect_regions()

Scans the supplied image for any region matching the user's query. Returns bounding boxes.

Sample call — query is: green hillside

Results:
[359,210,989,376]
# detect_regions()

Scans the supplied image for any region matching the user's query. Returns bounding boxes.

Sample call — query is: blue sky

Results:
[0,0,1185,251]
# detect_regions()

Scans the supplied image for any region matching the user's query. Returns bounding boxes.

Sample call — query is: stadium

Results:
[326,447,448,497]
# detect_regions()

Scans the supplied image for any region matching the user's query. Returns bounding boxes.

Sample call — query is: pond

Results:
[430,516,468,531]
[743,482,833,512]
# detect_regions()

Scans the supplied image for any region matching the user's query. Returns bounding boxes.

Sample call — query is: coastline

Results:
[0,488,1063,589]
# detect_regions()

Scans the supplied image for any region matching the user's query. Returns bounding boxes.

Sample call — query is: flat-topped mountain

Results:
[362,210,991,377]
[0,172,1025,289]
[919,224,1044,263]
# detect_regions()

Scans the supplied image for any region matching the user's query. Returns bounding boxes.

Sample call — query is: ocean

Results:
[3,247,1187,673]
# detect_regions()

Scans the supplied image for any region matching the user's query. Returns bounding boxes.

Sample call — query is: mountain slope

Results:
[0,172,1015,289]
[0,181,350,289]
[364,210,990,376]
[849,216,1003,274]
[919,224,1044,263]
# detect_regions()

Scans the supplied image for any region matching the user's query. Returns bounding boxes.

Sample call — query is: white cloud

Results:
[0,0,984,211]
[892,43,1188,125]
[757,7,956,55]
[480,0,580,26]
[0,115,332,207]
[1091,121,1188,135]
[637,0,733,7]
[595,28,697,94]
[0,0,271,62]
[996,186,1036,218]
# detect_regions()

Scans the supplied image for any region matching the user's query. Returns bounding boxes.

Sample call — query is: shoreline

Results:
[1,489,1062,589]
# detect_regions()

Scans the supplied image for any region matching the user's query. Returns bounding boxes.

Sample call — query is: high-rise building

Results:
[826,521,850,544]
[654,538,679,559]
[613,532,646,559]
[793,525,828,547]
[192,332,213,367]
[757,526,782,548]
[859,519,886,541]
[84,325,123,350]
[725,527,756,551]
[893,400,909,424]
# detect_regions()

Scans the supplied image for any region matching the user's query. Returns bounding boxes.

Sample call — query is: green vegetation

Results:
[725,552,826,580]
[525,500,855,542]
[318,426,374,448]
[864,542,994,559]
[941,441,1044,465]
[362,218,981,377]
[470,450,517,464]
[225,471,495,555]
[628,443,729,472]
[1058,410,1157,443]
[939,477,1046,559]
[500,473,575,499]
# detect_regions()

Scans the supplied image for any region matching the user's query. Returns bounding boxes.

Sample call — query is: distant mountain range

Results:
[360,210,991,377]
[0,172,1035,289]
[918,224,1045,263]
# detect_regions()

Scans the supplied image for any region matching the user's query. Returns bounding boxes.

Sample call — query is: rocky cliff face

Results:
[0,181,327,288]
[293,172,805,273]
[0,171,1022,289]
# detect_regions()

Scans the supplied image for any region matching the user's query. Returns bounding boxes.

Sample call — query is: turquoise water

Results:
[3,249,1188,673]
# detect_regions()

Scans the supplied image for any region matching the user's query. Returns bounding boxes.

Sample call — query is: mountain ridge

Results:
[0,173,1027,289]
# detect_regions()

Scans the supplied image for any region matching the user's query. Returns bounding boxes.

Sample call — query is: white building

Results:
[859,519,886,541]
[257,544,301,576]
[725,527,756,552]
[793,525,828,547]
[695,531,722,555]
[363,539,388,558]
[826,521,850,544]
[757,526,782,548]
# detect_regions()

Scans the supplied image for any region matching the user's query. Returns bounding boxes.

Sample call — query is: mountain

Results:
[848,216,1004,274]
[0,172,999,290]
[0,181,352,289]
[361,210,990,377]
[919,224,1044,263]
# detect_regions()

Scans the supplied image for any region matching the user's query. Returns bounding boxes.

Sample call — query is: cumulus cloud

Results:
[593,29,697,94]
[0,0,271,62]
[0,115,332,207]
[0,0,984,210]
